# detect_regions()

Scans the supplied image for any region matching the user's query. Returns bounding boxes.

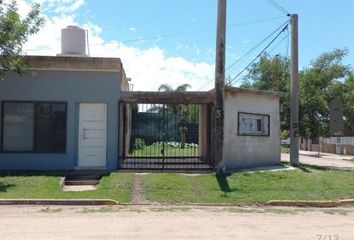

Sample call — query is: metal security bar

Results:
[120,102,212,171]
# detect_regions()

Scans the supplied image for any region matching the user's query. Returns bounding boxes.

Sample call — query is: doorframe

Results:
[75,101,109,170]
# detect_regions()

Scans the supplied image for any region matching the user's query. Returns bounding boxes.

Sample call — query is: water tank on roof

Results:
[60,26,88,56]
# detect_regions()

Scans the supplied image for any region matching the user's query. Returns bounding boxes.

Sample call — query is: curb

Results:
[267,199,354,208]
[0,199,119,206]
[1,199,354,207]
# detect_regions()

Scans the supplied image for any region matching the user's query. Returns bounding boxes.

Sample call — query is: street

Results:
[1,205,354,240]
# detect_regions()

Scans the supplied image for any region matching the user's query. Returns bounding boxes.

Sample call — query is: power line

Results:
[120,16,287,43]
[226,20,289,72]
[197,20,289,91]
[227,23,289,86]
[268,30,290,54]
[24,16,287,52]
[267,0,291,16]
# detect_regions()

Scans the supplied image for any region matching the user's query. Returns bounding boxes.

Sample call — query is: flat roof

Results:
[23,55,123,72]
[224,86,282,97]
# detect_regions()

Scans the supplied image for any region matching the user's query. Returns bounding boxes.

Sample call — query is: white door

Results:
[78,103,107,168]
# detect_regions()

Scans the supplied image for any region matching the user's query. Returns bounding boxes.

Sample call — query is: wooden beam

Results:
[120,91,215,104]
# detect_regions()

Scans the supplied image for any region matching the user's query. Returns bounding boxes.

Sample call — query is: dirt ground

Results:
[1,205,354,240]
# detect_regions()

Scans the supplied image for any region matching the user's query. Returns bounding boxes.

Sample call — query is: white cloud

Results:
[53,0,84,14]
[18,0,215,91]
[35,0,85,14]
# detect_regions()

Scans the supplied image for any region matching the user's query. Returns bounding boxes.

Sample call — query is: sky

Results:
[9,0,354,91]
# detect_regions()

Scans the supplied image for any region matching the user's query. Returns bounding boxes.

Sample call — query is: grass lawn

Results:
[0,173,133,203]
[142,166,354,204]
[281,147,290,153]
[1,166,354,204]
[129,144,199,157]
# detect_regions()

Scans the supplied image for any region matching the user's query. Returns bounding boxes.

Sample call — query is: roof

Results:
[224,86,282,97]
[23,55,123,72]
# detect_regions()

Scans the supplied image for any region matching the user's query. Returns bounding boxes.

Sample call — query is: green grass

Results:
[129,144,199,157]
[142,166,354,204]
[281,147,290,153]
[0,173,134,202]
[2,166,354,204]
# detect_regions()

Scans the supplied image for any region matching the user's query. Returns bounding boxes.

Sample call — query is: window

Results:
[1,102,67,152]
[238,112,270,136]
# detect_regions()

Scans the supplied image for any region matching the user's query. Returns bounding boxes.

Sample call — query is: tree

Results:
[151,83,192,148]
[329,74,354,132]
[299,49,351,138]
[148,83,191,113]
[240,49,353,139]
[241,53,291,131]
[0,0,44,75]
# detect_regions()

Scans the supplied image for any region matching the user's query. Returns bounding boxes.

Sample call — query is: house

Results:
[0,26,281,172]
[0,26,129,171]
[222,86,281,170]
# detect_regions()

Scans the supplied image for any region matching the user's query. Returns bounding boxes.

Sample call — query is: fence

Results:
[300,137,354,155]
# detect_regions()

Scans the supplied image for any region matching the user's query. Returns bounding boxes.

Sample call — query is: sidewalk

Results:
[299,150,354,160]
[282,150,354,171]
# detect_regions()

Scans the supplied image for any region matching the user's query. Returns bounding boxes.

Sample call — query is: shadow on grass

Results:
[0,181,15,192]
[290,163,334,173]
[216,173,234,193]
[293,165,312,173]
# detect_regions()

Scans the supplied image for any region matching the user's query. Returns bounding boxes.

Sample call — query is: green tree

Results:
[329,74,354,131]
[0,0,44,75]
[241,53,291,131]
[299,49,351,138]
[148,83,191,113]
[152,83,192,148]
[240,49,352,139]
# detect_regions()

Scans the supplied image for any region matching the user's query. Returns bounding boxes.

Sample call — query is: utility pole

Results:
[214,0,227,172]
[290,14,299,165]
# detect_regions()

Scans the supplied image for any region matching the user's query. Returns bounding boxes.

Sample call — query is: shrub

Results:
[134,138,146,150]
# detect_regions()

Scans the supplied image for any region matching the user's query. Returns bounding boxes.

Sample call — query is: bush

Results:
[134,138,146,150]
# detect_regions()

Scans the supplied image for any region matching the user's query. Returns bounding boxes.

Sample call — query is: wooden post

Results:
[290,14,299,165]
[214,0,227,172]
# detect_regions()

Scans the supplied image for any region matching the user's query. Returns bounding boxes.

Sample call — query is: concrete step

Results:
[64,180,100,186]
[64,174,101,186]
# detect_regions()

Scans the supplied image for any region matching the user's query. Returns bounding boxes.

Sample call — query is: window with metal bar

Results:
[238,112,270,136]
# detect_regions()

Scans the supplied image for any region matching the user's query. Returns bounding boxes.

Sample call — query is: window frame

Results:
[1,101,68,153]
[237,112,270,137]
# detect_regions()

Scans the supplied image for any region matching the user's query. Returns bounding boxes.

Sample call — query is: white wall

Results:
[223,91,281,171]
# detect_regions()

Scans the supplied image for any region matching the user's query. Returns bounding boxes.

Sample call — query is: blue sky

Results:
[20,0,354,90]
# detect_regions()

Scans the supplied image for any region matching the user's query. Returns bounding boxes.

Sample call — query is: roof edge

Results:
[224,86,283,97]
[22,55,122,72]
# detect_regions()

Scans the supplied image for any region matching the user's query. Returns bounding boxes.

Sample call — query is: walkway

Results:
[282,150,354,171]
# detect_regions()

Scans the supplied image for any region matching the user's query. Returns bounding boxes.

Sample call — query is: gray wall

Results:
[0,70,121,171]
[223,91,281,171]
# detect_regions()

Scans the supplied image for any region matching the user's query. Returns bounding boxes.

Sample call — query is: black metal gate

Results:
[120,102,212,170]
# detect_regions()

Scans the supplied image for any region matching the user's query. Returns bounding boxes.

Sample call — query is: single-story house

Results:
[0,55,129,171]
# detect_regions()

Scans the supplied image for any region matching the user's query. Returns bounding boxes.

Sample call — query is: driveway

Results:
[1,205,354,240]
[282,150,354,171]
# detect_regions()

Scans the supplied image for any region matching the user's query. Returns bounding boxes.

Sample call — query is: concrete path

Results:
[1,205,354,240]
[282,150,354,171]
